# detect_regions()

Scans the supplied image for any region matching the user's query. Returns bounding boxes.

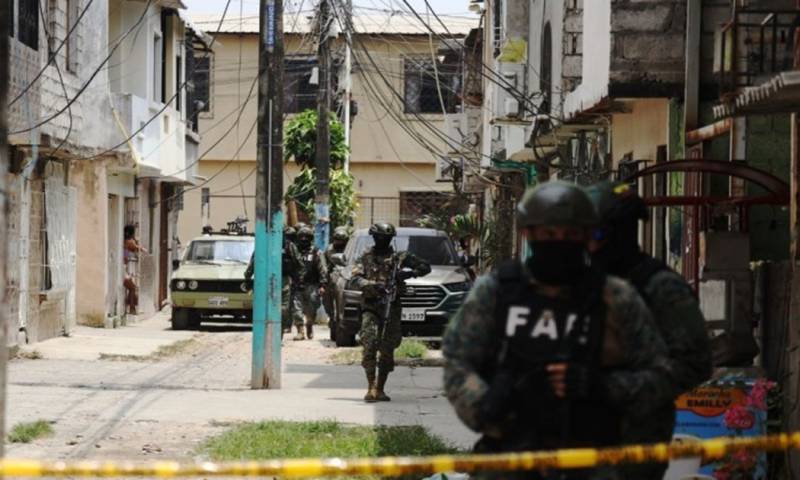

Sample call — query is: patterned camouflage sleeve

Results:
[349,253,374,291]
[443,274,500,434]
[644,270,712,393]
[315,248,329,286]
[400,251,432,278]
[287,243,305,283]
[601,277,677,414]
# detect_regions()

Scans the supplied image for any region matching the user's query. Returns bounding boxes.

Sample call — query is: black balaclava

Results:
[373,234,392,254]
[591,219,641,276]
[527,240,589,286]
[332,239,347,253]
[298,235,313,251]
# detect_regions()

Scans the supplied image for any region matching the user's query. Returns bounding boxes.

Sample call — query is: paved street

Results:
[7,312,477,461]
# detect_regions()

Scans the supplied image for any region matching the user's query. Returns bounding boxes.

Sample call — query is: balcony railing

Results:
[716,4,800,96]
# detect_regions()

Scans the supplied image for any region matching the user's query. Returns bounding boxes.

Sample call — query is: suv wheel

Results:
[335,324,356,347]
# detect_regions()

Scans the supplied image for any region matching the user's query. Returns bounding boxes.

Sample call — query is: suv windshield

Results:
[349,235,458,266]
[186,240,254,263]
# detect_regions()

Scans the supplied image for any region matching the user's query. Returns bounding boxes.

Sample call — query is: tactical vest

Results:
[492,261,621,449]
[281,246,294,280]
[300,248,321,285]
[626,255,668,305]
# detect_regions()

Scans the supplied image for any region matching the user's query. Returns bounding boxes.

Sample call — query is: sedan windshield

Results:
[186,240,254,263]
[349,235,458,266]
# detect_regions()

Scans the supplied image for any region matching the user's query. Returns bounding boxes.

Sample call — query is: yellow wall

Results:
[611,99,669,166]
[180,31,454,243]
[198,33,451,166]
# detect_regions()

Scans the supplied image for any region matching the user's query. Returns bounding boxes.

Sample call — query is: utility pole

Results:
[315,0,331,251]
[343,0,352,174]
[0,0,10,457]
[252,0,284,389]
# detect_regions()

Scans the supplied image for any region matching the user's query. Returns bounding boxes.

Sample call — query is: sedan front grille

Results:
[400,285,446,309]
[172,280,251,293]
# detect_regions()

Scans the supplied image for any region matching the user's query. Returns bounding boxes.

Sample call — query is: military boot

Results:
[376,370,391,402]
[306,322,314,340]
[293,325,306,341]
[364,370,378,403]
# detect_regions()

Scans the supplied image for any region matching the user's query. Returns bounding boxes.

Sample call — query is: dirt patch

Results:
[99,337,202,362]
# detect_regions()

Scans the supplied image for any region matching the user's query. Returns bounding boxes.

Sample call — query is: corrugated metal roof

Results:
[713,71,800,118]
[190,10,476,36]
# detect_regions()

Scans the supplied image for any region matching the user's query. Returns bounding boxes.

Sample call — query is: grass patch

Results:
[100,337,198,362]
[203,420,459,465]
[330,340,430,365]
[395,339,428,359]
[9,420,53,443]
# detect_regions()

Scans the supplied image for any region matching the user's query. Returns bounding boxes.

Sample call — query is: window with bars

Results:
[403,56,461,114]
[192,54,211,113]
[284,57,318,114]
[18,0,39,50]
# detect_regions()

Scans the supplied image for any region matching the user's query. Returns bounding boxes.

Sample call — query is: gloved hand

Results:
[398,269,416,280]
[546,363,602,399]
[480,370,515,423]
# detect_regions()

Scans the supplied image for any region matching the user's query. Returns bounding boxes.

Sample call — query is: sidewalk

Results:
[16,312,195,361]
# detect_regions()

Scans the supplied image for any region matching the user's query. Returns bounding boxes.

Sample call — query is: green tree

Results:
[284,110,357,231]
[284,109,348,169]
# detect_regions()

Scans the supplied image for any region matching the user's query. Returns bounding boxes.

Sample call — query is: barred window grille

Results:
[403,56,461,114]
[284,57,318,114]
[192,55,211,113]
[18,0,39,50]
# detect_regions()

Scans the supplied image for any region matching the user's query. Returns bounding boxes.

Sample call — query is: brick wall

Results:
[561,0,582,94]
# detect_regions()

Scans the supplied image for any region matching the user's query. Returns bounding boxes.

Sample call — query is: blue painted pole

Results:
[252,0,283,389]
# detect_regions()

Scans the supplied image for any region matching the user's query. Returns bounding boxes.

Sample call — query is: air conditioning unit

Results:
[436,155,461,182]
[492,62,526,120]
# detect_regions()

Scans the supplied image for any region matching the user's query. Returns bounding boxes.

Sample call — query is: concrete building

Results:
[6,0,206,344]
[178,11,477,242]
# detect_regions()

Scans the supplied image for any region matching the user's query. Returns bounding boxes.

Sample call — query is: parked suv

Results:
[329,228,472,346]
[169,232,254,330]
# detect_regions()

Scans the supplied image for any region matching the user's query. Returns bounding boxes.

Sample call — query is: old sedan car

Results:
[169,231,254,330]
[329,228,472,347]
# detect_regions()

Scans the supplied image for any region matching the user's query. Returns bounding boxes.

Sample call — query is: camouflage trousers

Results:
[359,308,402,373]
[296,285,320,327]
[281,279,294,332]
[322,282,336,320]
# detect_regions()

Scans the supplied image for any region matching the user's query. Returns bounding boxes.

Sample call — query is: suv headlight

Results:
[175,280,187,290]
[240,282,249,292]
[444,281,472,293]
[188,280,199,291]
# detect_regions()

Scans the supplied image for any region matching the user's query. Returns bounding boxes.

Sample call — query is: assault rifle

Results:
[377,257,401,322]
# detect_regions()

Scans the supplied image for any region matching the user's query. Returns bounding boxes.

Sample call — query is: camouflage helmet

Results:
[368,222,396,237]
[294,222,309,231]
[284,225,296,236]
[332,226,350,242]
[297,226,314,239]
[516,181,598,228]
[585,181,648,225]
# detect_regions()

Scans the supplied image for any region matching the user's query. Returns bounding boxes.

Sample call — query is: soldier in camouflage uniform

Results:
[350,223,431,402]
[294,226,327,341]
[322,227,350,321]
[587,181,712,480]
[243,226,304,337]
[443,182,672,480]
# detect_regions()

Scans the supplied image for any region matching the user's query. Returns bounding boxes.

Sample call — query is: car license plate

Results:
[401,308,426,322]
[208,296,229,307]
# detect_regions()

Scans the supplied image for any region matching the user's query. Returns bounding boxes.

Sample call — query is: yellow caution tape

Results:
[1,432,799,477]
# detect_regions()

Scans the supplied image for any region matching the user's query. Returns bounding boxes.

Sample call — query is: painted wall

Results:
[611,99,669,166]
[198,33,449,166]
[526,0,565,117]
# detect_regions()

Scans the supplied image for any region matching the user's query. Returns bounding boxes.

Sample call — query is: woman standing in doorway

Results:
[123,225,147,315]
